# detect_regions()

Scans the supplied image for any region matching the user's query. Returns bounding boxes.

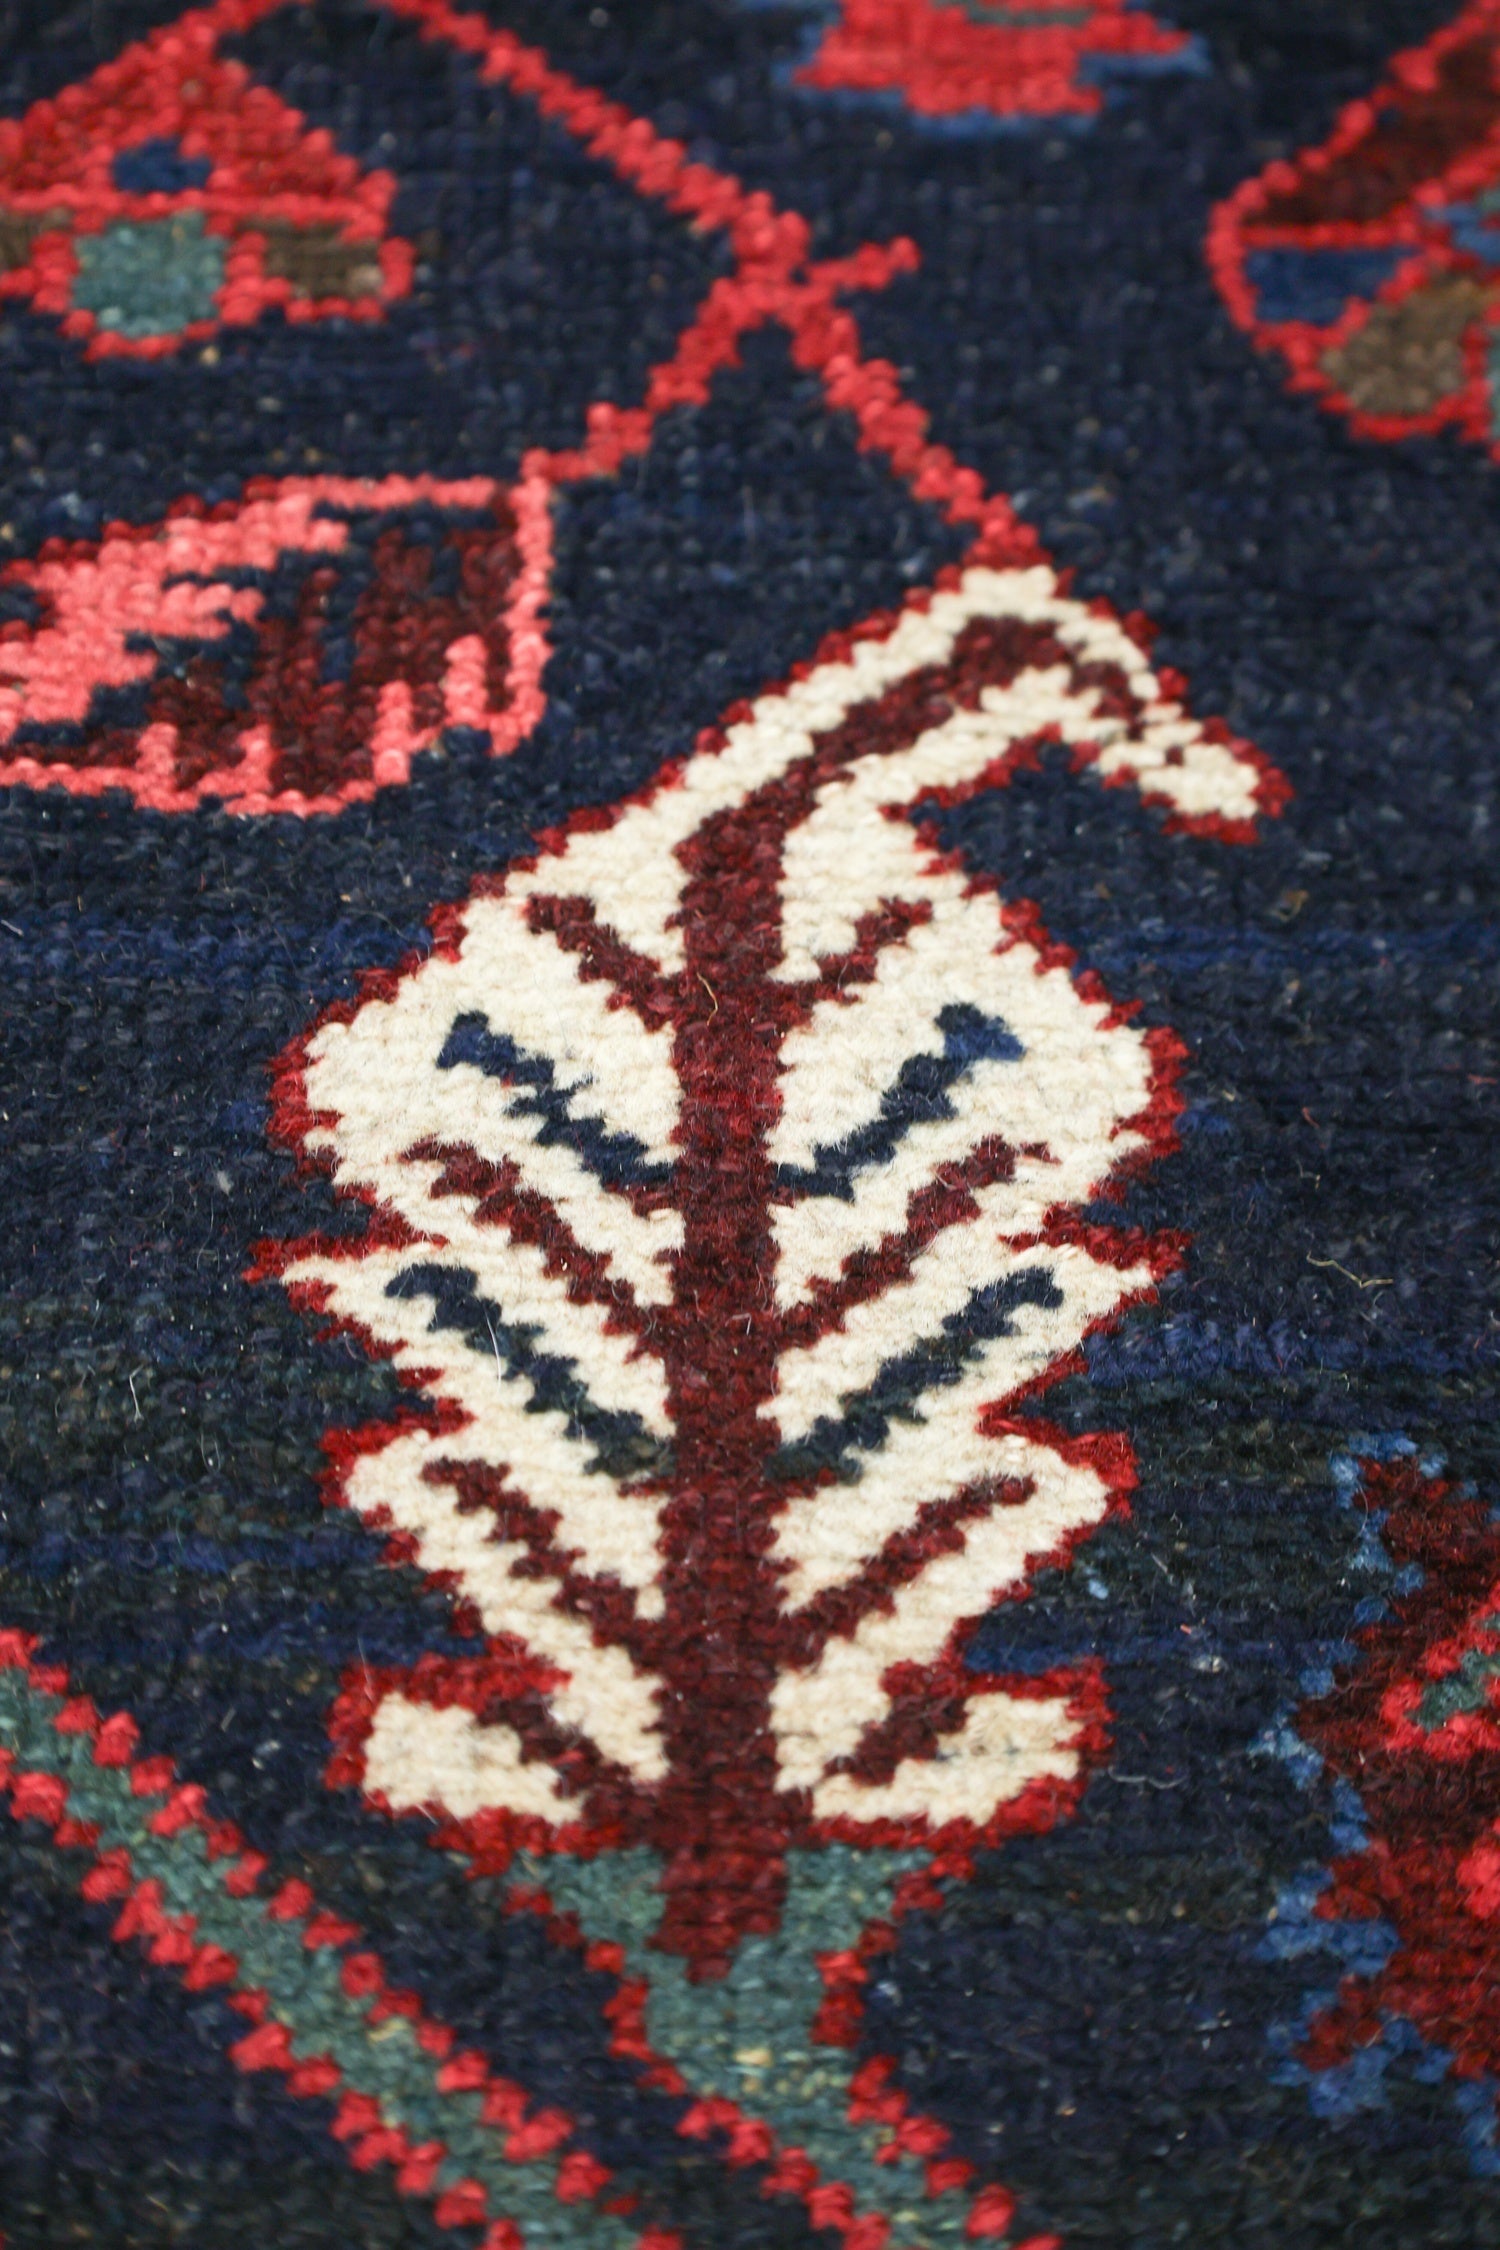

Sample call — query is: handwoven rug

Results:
[0,2,1496,2243]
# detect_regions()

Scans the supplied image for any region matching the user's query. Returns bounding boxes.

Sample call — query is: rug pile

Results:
[0,3,1495,2245]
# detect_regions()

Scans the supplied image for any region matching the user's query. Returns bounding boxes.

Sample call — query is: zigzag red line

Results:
[0,1630,657,2248]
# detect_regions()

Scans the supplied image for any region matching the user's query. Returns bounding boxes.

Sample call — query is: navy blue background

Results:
[1,2,1496,2243]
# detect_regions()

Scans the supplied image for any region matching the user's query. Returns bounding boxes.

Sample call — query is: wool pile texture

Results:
[0,3,1496,2246]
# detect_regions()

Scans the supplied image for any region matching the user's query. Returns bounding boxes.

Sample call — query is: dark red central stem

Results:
[617,618,1085,1974]
[649,781,806,1976]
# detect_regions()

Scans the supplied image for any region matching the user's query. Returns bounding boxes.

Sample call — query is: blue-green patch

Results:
[72,212,225,340]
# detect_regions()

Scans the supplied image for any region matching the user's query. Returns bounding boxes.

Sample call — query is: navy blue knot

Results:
[111,138,214,196]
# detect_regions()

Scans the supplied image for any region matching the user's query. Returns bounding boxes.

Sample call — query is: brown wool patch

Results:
[1322,273,1489,417]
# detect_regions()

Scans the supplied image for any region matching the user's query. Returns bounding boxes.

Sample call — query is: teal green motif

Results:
[949,4,1094,22]
[0,1665,1006,2245]
[523,1846,981,2250]
[1416,1613,1500,1732]
[73,212,225,339]
[0,1670,636,2250]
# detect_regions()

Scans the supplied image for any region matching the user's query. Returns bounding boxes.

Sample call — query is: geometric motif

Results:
[0,470,550,815]
[264,558,1270,1925]
[1211,0,1500,453]
[253,561,1282,2244]
[777,0,1199,126]
[0,0,1387,2238]
[1276,1450,1500,2168]
[0,1628,652,2248]
[0,10,411,358]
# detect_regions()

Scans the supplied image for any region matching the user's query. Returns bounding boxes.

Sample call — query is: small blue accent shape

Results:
[111,137,215,196]
[1246,247,1403,328]
[777,1003,1024,1202]
[1436,196,1500,271]
[1261,1871,1398,1978]
[437,1012,674,1194]
[1075,37,1210,90]
[1452,2078,1500,2178]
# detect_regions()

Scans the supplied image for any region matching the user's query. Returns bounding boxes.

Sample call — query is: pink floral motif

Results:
[0,470,552,815]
